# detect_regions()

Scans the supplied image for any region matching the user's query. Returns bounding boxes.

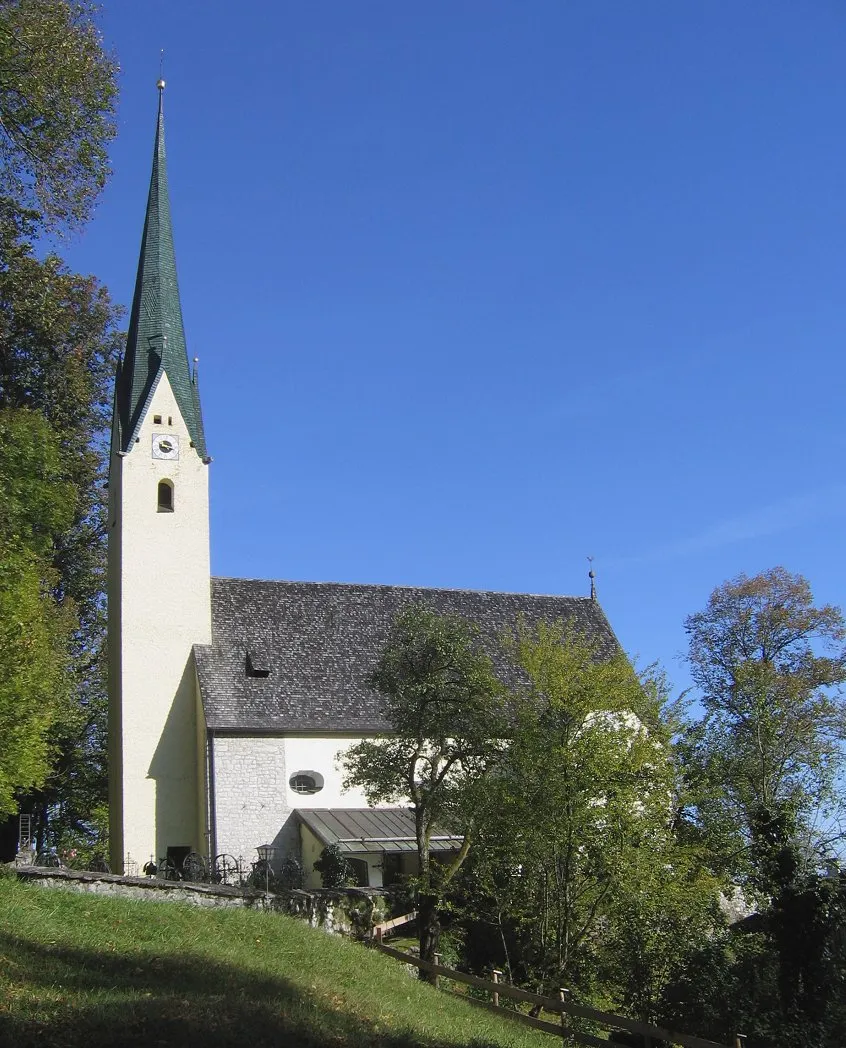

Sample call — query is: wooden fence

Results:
[371,909,417,937]
[370,939,743,1048]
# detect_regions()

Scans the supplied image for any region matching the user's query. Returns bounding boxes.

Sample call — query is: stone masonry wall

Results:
[11,865,389,938]
[211,735,292,864]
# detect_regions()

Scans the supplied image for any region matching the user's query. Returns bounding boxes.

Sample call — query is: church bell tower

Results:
[107,81,211,874]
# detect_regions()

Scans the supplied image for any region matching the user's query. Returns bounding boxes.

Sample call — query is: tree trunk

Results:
[414,808,440,984]
[418,889,440,985]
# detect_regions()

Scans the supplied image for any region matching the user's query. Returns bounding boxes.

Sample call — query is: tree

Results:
[660,570,846,1047]
[0,407,76,816]
[0,200,122,853]
[749,804,846,1046]
[659,811,846,1048]
[342,606,506,978]
[0,0,117,854]
[602,845,722,1024]
[462,624,693,1002]
[682,568,846,873]
[0,0,118,232]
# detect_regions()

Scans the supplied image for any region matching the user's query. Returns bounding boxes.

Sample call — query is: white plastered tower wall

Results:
[108,370,211,873]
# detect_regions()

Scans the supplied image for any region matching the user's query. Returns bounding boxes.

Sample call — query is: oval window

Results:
[289,771,324,795]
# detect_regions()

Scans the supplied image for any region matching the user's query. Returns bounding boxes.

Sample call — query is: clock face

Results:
[152,433,180,460]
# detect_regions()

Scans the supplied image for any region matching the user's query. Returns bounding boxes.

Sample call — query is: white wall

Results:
[284,736,378,809]
[108,372,211,872]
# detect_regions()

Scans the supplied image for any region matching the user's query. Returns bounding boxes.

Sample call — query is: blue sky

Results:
[66,2,846,693]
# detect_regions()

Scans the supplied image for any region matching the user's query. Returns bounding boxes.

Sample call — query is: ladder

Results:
[17,813,33,853]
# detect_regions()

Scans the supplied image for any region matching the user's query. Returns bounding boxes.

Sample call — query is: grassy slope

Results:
[0,877,551,1048]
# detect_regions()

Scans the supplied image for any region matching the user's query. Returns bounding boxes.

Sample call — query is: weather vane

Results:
[587,556,597,600]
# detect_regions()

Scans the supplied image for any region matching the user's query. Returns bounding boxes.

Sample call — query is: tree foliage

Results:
[313,844,355,889]
[659,569,846,1047]
[661,810,846,1048]
[342,605,506,975]
[462,625,718,1008]
[682,568,846,870]
[0,196,121,851]
[0,407,76,816]
[0,0,118,232]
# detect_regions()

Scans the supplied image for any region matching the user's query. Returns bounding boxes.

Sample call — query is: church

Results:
[107,84,619,886]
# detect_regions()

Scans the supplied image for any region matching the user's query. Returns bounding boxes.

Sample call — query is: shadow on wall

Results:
[270,814,302,873]
[0,933,439,1048]
[148,656,201,867]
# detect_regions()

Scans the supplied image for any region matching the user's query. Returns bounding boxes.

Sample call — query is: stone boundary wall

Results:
[10,865,389,938]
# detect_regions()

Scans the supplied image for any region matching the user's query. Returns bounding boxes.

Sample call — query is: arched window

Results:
[157,479,174,512]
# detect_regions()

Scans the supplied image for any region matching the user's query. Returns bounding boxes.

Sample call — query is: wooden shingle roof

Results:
[195,577,620,733]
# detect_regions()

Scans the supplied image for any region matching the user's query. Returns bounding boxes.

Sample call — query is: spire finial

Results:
[587,556,597,601]
[157,50,165,93]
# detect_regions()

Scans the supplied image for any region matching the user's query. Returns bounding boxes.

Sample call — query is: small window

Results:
[157,479,174,512]
[168,416,173,426]
[153,414,162,424]
[289,771,324,795]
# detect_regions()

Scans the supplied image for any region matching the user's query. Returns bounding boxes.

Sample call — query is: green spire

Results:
[115,81,207,459]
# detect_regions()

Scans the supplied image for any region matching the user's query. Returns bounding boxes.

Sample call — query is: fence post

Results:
[735,1035,747,1048]
[558,988,570,1045]
[433,952,441,990]
[491,969,502,1008]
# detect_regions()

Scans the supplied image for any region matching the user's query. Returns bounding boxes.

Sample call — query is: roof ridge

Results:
[210,575,593,601]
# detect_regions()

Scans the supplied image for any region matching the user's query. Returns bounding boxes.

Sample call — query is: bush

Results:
[313,844,355,888]
[278,857,303,889]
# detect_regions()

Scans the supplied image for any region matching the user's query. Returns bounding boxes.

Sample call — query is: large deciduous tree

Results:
[682,568,846,873]
[462,625,712,1006]
[0,407,76,817]
[0,0,118,233]
[0,1,118,854]
[342,606,506,978]
[0,201,121,853]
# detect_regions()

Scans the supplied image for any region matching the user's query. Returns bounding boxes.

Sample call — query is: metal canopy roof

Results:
[296,807,463,855]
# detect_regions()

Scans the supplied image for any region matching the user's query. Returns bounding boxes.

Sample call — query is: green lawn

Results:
[0,875,552,1048]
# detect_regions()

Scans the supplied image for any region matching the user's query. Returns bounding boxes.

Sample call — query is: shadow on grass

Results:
[0,932,478,1048]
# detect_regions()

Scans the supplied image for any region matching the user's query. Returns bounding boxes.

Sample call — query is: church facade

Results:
[107,86,619,886]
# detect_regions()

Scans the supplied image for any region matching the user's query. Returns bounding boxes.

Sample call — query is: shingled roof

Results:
[195,578,621,732]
